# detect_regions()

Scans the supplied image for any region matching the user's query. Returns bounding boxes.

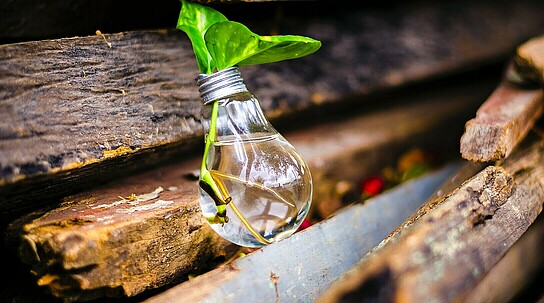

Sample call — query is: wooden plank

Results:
[142,163,463,303]
[2,0,544,224]
[373,161,485,253]
[5,157,237,302]
[0,29,202,224]
[3,80,492,302]
[314,133,544,303]
[459,78,543,162]
[460,32,544,163]
[463,213,544,303]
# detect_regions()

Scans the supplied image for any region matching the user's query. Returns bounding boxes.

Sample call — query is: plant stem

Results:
[210,169,271,245]
[201,100,271,245]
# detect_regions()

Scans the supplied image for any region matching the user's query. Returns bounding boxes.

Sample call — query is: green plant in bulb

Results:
[177,0,321,247]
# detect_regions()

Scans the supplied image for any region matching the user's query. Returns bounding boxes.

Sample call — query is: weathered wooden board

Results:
[460,34,544,163]
[314,133,544,303]
[2,79,493,302]
[142,163,463,303]
[2,0,544,224]
[0,30,202,224]
[374,161,485,252]
[463,213,544,303]
[459,79,543,162]
[5,157,237,302]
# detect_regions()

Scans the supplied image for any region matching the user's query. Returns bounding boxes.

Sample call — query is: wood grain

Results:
[463,213,544,303]
[6,158,235,302]
[459,80,543,162]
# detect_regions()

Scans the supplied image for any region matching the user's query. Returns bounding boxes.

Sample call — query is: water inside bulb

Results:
[197,68,313,248]
[199,132,312,247]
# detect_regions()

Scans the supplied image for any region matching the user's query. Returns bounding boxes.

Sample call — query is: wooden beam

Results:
[2,0,544,224]
[314,133,544,303]
[5,157,237,302]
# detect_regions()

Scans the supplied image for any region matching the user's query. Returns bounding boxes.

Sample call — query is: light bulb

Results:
[196,67,313,248]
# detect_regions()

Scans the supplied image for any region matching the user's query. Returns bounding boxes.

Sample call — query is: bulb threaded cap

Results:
[196,67,248,105]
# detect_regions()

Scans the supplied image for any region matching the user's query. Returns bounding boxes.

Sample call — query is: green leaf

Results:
[176,0,321,73]
[176,0,228,74]
[400,164,430,182]
[205,21,322,70]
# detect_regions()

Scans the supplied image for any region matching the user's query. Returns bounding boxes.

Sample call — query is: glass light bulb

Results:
[196,67,313,248]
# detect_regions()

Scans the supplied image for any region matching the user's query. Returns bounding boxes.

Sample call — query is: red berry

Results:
[361,176,385,196]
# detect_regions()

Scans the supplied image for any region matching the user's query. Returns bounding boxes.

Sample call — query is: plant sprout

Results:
[177,0,321,74]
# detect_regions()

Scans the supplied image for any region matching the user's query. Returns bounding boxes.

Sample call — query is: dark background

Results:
[0,0,402,44]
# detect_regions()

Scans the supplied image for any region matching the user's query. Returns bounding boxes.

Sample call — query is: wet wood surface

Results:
[2,0,544,225]
[315,133,544,303]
